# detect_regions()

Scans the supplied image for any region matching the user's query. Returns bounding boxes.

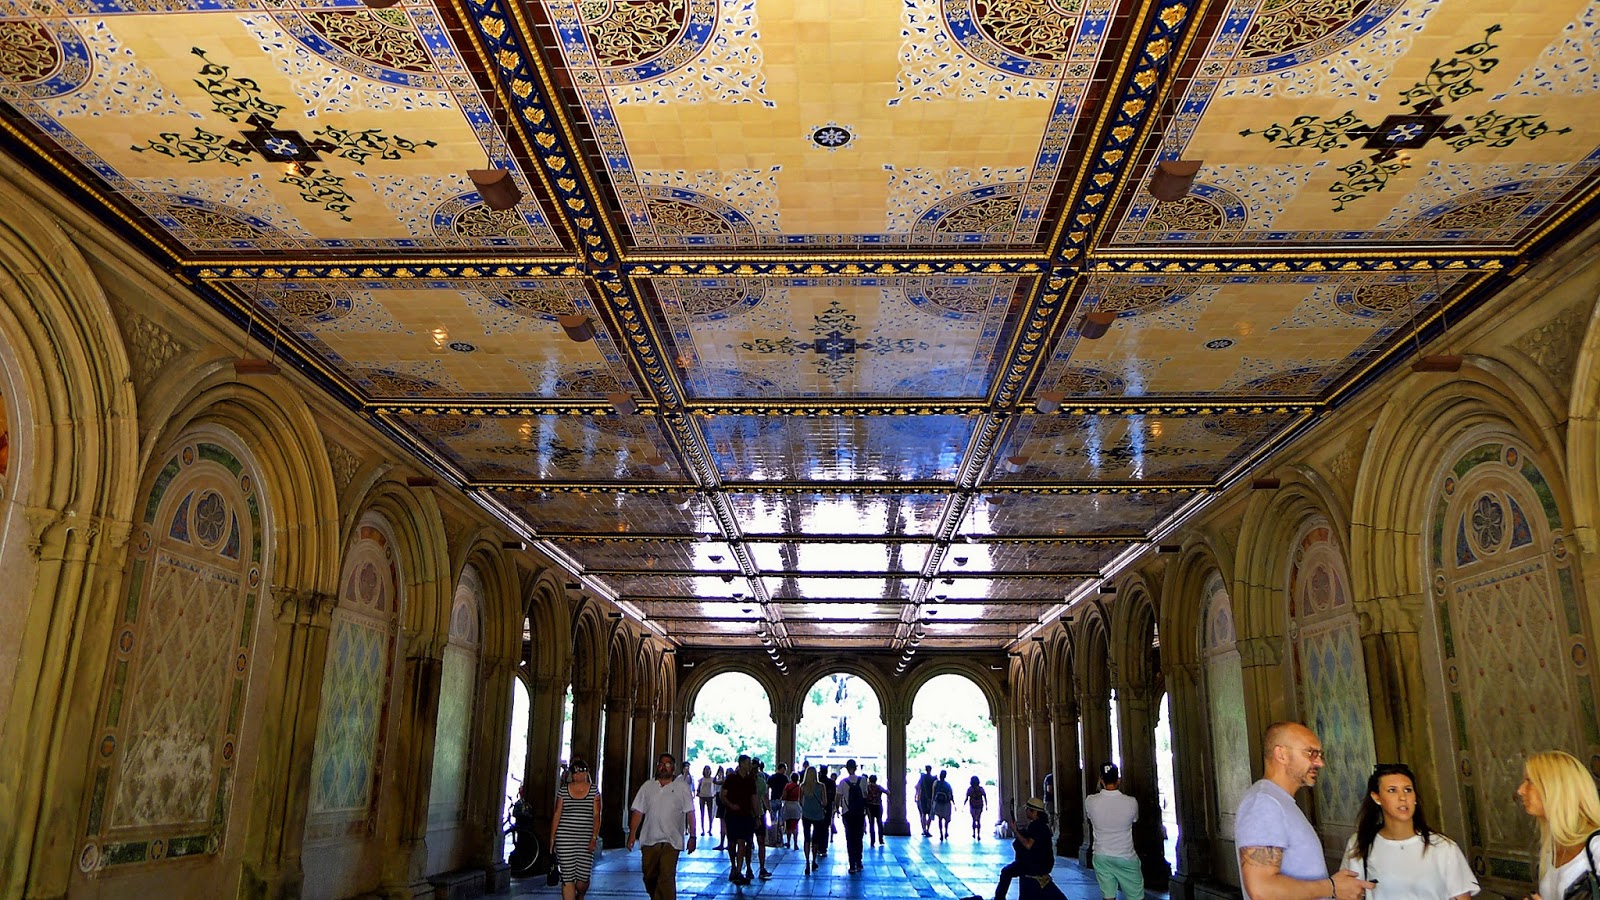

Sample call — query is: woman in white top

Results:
[1519,750,1600,900]
[696,765,718,835]
[1342,763,1478,900]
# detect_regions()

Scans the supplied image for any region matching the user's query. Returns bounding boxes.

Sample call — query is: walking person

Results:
[866,774,887,846]
[1236,722,1373,900]
[783,772,803,850]
[1084,763,1143,900]
[753,758,774,880]
[934,769,955,840]
[696,765,717,835]
[1516,750,1600,900]
[720,754,759,885]
[1341,763,1477,900]
[627,752,697,900]
[840,759,868,874]
[800,765,829,874]
[822,764,838,855]
[966,775,989,840]
[917,765,937,837]
[713,764,727,849]
[549,757,601,900]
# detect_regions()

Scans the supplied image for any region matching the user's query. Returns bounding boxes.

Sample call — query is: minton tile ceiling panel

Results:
[496,490,714,535]
[1107,0,1600,251]
[744,542,933,573]
[530,0,1119,250]
[652,276,1022,399]
[762,576,918,601]
[223,277,638,401]
[1038,271,1474,399]
[0,2,560,255]
[727,492,950,537]
[993,411,1301,482]
[962,491,1194,537]
[925,576,1089,601]
[946,541,1127,573]
[395,413,685,483]
[703,414,976,482]
[560,540,740,573]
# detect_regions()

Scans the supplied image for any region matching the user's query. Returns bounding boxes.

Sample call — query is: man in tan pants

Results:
[628,752,697,900]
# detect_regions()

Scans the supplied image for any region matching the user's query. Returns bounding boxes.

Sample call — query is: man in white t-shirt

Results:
[1236,722,1374,900]
[1084,763,1143,900]
[628,752,697,900]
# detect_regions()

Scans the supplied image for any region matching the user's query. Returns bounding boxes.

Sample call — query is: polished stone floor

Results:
[492,830,1129,899]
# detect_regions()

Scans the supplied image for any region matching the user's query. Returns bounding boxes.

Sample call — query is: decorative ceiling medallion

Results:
[807,122,856,152]
[1204,338,1235,350]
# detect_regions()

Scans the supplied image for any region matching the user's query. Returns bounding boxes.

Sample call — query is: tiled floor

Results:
[492,830,1128,899]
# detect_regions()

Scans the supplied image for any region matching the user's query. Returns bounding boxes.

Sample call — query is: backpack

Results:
[844,776,865,816]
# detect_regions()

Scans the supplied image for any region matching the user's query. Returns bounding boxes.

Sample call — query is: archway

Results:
[908,673,998,839]
[686,671,776,773]
[560,684,574,769]
[1154,692,1177,871]
[503,672,531,849]
[796,673,884,782]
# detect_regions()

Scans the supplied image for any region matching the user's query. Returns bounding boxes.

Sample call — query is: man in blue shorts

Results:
[1236,722,1375,900]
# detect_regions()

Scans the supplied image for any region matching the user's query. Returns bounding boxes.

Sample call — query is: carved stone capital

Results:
[1235,636,1284,668]
[1354,595,1426,635]
[1049,701,1080,724]
[605,697,634,717]
[273,588,336,628]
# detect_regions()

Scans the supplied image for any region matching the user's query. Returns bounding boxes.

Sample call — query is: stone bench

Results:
[427,868,486,900]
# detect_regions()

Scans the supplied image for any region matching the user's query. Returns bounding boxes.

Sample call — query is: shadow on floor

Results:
[491,831,1160,900]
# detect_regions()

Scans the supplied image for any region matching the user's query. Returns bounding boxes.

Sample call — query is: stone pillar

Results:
[382,629,447,893]
[654,708,671,763]
[1050,700,1084,857]
[570,687,605,768]
[1165,662,1213,900]
[600,696,634,848]
[1358,598,1446,823]
[237,588,338,899]
[670,704,689,764]
[468,657,517,867]
[1234,635,1286,781]
[524,673,567,828]
[628,707,655,802]
[1116,686,1172,888]
[772,699,800,774]
[883,705,912,836]
[997,712,1024,821]
[1029,712,1052,805]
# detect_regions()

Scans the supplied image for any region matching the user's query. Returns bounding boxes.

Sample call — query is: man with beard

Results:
[628,752,696,900]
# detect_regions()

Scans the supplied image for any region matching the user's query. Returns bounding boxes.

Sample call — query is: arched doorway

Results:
[1154,692,1178,871]
[686,671,776,774]
[908,673,998,840]
[797,673,884,779]
[502,672,531,859]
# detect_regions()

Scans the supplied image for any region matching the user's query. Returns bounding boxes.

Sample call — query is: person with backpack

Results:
[934,769,956,840]
[840,759,868,873]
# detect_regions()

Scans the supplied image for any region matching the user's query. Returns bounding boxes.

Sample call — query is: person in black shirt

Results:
[994,797,1062,900]
[821,765,839,855]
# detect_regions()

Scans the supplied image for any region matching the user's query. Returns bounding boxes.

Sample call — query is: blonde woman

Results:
[1518,750,1600,900]
[799,765,829,874]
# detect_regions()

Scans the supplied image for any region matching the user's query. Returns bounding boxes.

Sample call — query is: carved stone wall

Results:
[1287,520,1375,833]
[427,564,482,875]
[1428,440,1597,888]
[1201,573,1251,839]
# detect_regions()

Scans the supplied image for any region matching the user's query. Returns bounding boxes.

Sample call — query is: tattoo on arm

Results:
[1240,846,1285,870]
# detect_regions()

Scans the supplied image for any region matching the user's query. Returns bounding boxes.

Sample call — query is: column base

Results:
[883,817,912,837]
[485,862,511,894]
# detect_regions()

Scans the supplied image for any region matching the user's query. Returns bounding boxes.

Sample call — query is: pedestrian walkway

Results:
[491,833,1150,899]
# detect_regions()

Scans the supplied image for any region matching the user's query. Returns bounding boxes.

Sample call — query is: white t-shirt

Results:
[1085,788,1140,860]
[1540,834,1600,900]
[631,778,695,850]
[1342,832,1478,900]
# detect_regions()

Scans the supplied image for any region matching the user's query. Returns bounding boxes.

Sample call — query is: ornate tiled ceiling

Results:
[3,0,1597,654]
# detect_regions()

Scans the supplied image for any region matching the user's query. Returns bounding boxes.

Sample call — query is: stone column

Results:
[1116,685,1171,888]
[1234,635,1287,778]
[1029,711,1052,805]
[772,697,800,774]
[381,629,447,893]
[1357,598,1446,822]
[883,705,912,836]
[468,656,517,868]
[628,707,655,801]
[1164,662,1212,900]
[599,696,634,847]
[997,712,1024,821]
[524,673,567,828]
[1050,700,1084,857]
[653,708,671,762]
[570,687,605,768]
[237,588,338,899]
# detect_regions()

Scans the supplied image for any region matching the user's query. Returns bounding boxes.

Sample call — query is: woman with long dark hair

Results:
[1518,750,1600,900]
[1341,763,1477,900]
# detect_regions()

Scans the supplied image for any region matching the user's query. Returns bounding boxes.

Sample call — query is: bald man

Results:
[1236,722,1375,900]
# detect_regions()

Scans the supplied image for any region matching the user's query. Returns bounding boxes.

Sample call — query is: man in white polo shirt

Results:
[1084,763,1143,900]
[1236,722,1374,900]
[628,752,697,900]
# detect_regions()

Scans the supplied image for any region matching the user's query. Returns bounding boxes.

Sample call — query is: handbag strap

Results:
[1585,828,1600,878]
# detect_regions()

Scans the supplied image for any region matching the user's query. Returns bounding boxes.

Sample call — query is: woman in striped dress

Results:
[549,757,600,900]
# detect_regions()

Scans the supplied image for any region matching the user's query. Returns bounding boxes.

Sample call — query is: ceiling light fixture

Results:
[467,168,522,211]
[608,392,637,416]
[501,540,527,551]
[1004,454,1030,473]
[1251,477,1281,490]
[1035,391,1065,414]
[233,358,280,376]
[1157,544,1182,554]
[404,475,436,488]
[558,314,595,343]
[1078,310,1116,340]
[1148,159,1203,202]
